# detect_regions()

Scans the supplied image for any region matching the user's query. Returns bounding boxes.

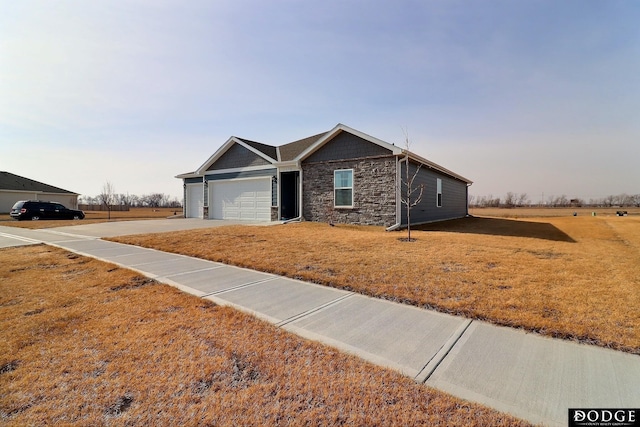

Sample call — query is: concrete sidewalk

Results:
[1,224,638,426]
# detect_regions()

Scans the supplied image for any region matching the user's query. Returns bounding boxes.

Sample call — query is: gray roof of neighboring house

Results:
[0,171,78,194]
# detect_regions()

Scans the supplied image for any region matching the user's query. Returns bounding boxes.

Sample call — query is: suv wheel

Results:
[73,215,81,220]
[31,215,40,221]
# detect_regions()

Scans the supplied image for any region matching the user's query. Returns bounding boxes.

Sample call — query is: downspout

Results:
[283,216,302,224]
[385,155,403,231]
[183,182,187,218]
[386,222,402,231]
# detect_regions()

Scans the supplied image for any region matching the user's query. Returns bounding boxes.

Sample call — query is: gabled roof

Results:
[278,132,328,161]
[0,171,78,194]
[236,138,278,161]
[294,123,404,161]
[176,123,472,184]
[192,136,278,175]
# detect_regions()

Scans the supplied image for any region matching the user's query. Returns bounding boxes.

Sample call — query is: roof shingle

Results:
[278,131,328,161]
[236,138,278,161]
[0,171,77,194]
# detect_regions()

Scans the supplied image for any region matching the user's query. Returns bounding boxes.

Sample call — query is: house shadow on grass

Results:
[414,217,576,243]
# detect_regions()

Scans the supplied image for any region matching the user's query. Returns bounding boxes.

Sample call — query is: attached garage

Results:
[209,177,271,221]
[185,183,204,218]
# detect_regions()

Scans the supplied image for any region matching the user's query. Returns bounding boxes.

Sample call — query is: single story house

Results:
[0,171,80,213]
[176,124,472,228]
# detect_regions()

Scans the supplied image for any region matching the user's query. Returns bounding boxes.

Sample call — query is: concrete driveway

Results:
[4,218,273,238]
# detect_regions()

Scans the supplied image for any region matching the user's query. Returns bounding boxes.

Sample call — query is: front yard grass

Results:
[111,216,640,354]
[1,245,530,426]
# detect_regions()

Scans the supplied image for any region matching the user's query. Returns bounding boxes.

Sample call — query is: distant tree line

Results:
[469,193,640,208]
[79,193,182,208]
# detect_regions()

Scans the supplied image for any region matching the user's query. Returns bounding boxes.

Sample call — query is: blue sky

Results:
[1,0,638,204]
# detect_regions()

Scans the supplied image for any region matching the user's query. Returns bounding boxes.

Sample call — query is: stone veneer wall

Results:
[302,156,397,227]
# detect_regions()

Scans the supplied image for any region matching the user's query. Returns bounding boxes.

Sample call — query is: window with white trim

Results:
[436,178,443,207]
[334,169,353,207]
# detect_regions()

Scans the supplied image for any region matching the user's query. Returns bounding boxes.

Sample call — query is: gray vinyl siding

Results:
[184,177,203,184]
[205,168,278,207]
[400,161,468,224]
[208,143,271,171]
[304,131,392,163]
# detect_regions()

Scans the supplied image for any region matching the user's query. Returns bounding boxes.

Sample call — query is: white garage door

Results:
[186,184,204,218]
[210,178,271,221]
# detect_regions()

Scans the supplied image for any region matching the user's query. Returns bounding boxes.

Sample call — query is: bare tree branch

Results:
[98,181,116,220]
[399,129,425,241]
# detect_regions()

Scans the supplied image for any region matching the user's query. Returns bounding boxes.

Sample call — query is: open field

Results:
[0,245,529,426]
[469,206,640,218]
[112,215,640,354]
[0,207,183,229]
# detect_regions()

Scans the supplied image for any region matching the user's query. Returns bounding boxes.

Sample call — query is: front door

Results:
[280,171,299,220]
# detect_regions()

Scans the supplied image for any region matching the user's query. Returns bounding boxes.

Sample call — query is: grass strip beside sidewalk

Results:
[1,245,530,426]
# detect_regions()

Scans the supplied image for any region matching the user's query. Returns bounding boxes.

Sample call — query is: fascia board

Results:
[277,161,301,174]
[175,171,201,179]
[293,124,341,161]
[336,123,404,155]
[406,151,473,184]
[295,123,404,161]
[204,165,276,176]
[277,160,299,168]
[195,137,277,175]
[195,136,237,175]
[235,139,278,163]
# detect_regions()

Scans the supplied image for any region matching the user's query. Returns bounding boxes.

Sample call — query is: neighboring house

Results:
[0,171,80,213]
[176,124,472,228]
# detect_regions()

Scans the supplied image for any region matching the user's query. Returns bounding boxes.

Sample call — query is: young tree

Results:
[99,181,116,220]
[399,132,424,241]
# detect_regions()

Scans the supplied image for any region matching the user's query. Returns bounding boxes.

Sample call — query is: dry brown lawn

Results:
[469,206,640,218]
[111,215,640,354]
[0,207,182,230]
[0,245,530,426]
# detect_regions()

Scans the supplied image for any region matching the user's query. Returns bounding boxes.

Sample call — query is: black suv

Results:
[10,200,85,221]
